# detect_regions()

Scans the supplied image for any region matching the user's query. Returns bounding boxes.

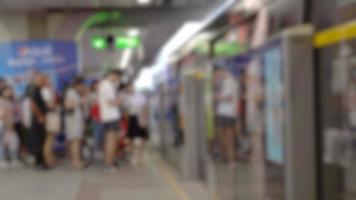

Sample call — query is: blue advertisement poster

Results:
[0,40,78,96]
[263,45,285,164]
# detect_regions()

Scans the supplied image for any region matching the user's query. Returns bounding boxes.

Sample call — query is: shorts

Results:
[65,116,84,140]
[216,116,236,129]
[102,120,119,133]
[128,115,149,140]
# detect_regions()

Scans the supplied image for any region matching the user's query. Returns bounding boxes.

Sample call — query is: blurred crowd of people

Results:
[0,69,149,171]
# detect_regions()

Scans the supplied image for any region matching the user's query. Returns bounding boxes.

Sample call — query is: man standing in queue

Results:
[98,70,122,170]
[28,73,48,169]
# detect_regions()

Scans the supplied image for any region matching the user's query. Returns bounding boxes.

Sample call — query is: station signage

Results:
[0,40,78,95]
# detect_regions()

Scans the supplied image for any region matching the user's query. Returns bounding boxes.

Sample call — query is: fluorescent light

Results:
[150,0,235,85]
[135,67,154,91]
[137,0,151,6]
[127,28,140,37]
[119,49,132,69]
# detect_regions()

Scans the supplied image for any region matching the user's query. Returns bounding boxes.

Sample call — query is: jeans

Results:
[94,122,104,152]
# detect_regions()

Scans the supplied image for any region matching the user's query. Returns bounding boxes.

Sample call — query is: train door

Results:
[312,1,356,199]
[210,25,316,200]
[314,21,356,200]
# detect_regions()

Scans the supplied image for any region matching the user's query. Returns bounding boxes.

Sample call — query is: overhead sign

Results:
[91,36,108,50]
[0,40,78,95]
[115,36,141,49]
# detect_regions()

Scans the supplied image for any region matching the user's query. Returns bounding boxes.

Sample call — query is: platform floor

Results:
[0,153,211,200]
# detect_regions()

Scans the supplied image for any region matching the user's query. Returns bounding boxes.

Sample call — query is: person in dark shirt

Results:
[28,73,48,169]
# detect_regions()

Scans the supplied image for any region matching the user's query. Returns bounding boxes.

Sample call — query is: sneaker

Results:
[0,161,9,169]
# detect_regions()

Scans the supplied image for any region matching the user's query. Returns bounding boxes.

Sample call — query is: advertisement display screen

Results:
[0,40,78,96]
[262,45,285,164]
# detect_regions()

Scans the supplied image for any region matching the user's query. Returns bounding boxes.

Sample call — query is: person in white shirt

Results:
[214,67,239,163]
[124,83,148,166]
[64,77,86,169]
[98,70,122,168]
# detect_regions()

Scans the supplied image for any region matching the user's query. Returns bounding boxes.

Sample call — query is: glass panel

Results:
[209,41,286,200]
[319,39,356,200]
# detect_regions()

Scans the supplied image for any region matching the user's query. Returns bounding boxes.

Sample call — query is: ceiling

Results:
[0,0,203,12]
[0,0,227,70]
[0,0,157,12]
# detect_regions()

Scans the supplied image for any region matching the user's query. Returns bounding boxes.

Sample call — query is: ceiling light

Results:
[127,28,140,37]
[119,49,133,69]
[135,67,154,91]
[137,0,151,6]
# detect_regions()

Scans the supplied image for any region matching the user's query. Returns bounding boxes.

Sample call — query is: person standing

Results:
[215,67,239,164]
[98,70,122,169]
[64,77,86,169]
[28,73,48,169]
[124,83,148,166]
[89,81,104,154]
[42,76,60,168]
[0,86,21,168]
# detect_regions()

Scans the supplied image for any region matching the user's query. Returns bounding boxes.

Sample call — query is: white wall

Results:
[0,14,28,42]
[47,13,71,40]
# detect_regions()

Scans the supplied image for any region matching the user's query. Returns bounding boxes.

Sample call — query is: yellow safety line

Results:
[157,163,192,200]
[314,20,356,48]
[158,161,222,200]
[147,153,220,200]
[145,153,192,200]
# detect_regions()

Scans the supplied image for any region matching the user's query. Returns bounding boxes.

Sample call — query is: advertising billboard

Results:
[263,45,285,164]
[0,40,78,96]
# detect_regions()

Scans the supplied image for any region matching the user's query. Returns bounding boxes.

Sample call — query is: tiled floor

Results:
[213,161,266,200]
[0,154,211,200]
